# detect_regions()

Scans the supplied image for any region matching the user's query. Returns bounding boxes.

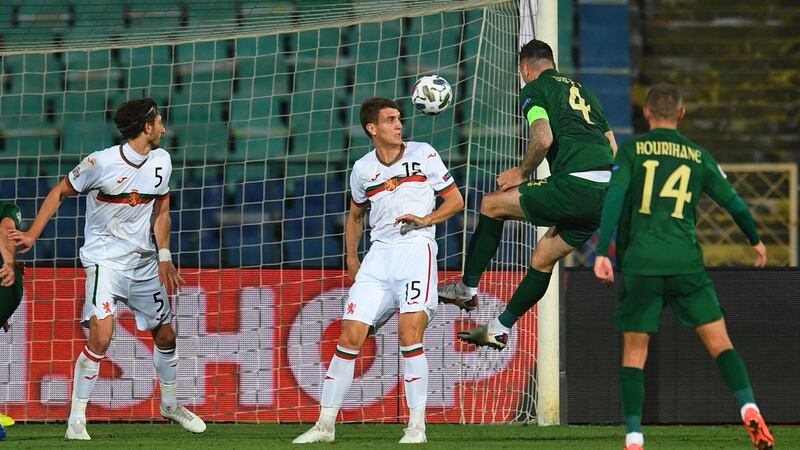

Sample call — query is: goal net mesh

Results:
[0,0,539,424]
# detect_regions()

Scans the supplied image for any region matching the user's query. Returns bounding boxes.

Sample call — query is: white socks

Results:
[490,317,511,336]
[401,344,428,430]
[154,345,179,409]
[69,347,103,422]
[626,432,644,447]
[741,402,759,421]
[319,345,359,429]
[458,281,478,296]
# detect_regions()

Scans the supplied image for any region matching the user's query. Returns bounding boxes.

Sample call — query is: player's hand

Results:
[593,256,615,284]
[752,241,767,268]
[346,255,361,282]
[7,230,35,254]
[394,214,431,231]
[0,262,15,287]
[159,261,184,294]
[497,167,526,191]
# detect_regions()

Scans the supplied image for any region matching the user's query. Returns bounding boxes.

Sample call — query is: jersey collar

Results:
[375,142,405,167]
[119,143,149,169]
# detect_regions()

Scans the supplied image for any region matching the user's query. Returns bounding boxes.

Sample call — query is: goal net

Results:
[0,0,543,424]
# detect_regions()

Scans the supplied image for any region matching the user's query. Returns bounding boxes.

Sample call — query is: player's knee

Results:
[88,335,112,355]
[153,325,176,349]
[531,253,556,272]
[338,321,368,351]
[479,194,501,218]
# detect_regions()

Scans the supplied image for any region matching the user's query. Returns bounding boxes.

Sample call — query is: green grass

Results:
[5,423,796,449]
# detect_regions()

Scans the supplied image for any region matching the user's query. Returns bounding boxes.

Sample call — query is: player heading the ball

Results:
[10,98,206,440]
[293,97,464,444]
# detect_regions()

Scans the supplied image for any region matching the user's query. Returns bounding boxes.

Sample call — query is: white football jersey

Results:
[67,143,172,270]
[350,141,456,244]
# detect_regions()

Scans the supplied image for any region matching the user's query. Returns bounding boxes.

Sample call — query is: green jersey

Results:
[519,68,614,175]
[0,202,21,229]
[611,128,737,275]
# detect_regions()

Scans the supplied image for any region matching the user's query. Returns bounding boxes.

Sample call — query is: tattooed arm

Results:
[496,119,553,191]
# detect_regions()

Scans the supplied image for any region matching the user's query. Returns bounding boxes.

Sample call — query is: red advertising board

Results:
[0,269,535,423]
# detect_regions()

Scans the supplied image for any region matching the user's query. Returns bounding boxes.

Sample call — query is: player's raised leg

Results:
[697,319,774,449]
[152,322,206,433]
[398,311,429,444]
[67,313,113,440]
[458,228,572,349]
[293,319,370,444]
[439,188,525,311]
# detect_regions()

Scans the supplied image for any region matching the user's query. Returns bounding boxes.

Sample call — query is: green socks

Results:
[497,268,551,328]
[716,349,756,407]
[621,367,644,434]
[462,214,505,287]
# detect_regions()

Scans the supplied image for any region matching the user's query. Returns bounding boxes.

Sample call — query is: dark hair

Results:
[519,39,555,65]
[646,83,683,120]
[359,97,400,139]
[114,97,159,140]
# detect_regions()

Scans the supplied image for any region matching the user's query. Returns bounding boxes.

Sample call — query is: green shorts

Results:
[614,271,723,333]
[0,265,23,326]
[518,174,607,248]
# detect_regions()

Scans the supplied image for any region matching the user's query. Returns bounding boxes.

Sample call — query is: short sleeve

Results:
[423,145,456,195]
[67,152,103,194]
[609,142,635,190]
[0,203,21,229]
[702,152,737,206]
[349,165,367,206]
[157,155,172,197]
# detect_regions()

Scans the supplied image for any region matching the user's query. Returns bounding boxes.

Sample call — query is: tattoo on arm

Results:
[519,120,553,177]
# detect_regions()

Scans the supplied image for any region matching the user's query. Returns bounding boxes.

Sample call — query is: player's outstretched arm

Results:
[8,178,75,254]
[497,119,553,191]
[394,186,464,230]
[721,195,767,267]
[153,195,184,293]
[0,218,18,287]
[345,200,367,282]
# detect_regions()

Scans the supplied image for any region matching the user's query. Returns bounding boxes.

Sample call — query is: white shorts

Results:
[82,259,171,331]
[344,241,438,331]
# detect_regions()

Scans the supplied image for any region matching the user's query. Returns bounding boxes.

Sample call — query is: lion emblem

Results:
[128,190,141,207]
[384,178,398,191]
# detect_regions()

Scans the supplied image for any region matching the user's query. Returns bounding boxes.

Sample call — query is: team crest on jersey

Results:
[384,178,398,191]
[72,167,81,178]
[128,190,141,207]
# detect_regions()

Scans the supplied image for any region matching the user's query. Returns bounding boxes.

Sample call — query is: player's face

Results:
[146,114,166,148]
[371,108,403,147]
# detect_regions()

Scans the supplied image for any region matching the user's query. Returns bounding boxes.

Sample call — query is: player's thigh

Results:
[82,264,127,326]
[665,272,723,329]
[345,252,395,331]
[393,242,438,326]
[480,188,526,220]
[614,274,666,333]
[531,227,575,272]
[127,267,171,332]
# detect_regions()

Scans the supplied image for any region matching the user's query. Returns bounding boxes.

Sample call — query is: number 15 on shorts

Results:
[405,281,421,305]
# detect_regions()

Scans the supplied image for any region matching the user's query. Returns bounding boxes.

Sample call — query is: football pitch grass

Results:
[5,423,797,449]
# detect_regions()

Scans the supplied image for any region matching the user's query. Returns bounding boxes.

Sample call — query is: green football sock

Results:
[497,268,551,328]
[621,367,645,434]
[716,349,756,407]
[461,214,504,287]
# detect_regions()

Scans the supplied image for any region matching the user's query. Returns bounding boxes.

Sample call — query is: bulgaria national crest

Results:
[384,178,398,191]
[128,190,141,207]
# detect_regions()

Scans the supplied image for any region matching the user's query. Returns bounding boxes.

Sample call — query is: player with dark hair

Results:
[594,84,774,450]
[294,97,464,444]
[10,98,205,440]
[440,39,617,349]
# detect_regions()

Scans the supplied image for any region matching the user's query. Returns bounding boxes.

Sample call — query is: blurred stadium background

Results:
[0,0,797,442]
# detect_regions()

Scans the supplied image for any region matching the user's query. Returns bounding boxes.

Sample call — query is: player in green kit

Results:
[440,39,617,348]
[594,84,774,450]
[0,201,25,439]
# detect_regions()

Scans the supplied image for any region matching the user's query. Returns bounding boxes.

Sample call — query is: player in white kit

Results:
[294,98,464,444]
[9,98,205,439]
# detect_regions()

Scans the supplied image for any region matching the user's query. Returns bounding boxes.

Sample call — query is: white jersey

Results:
[350,141,456,244]
[67,143,172,270]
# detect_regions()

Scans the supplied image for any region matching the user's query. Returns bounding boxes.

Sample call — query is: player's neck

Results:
[648,120,679,131]
[374,143,404,166]
[126,139,153,156]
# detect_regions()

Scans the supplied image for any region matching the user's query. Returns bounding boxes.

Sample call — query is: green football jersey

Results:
[519,68,614,175]
[0,202,21,229]
[611,128,737,275]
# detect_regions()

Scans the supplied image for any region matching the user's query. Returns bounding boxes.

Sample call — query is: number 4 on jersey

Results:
[569,86,594,124]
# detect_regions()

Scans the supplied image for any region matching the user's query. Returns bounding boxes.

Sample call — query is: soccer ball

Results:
[411,75,452,115]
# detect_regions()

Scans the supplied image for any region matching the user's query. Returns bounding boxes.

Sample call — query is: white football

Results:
[411,75,452,115]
